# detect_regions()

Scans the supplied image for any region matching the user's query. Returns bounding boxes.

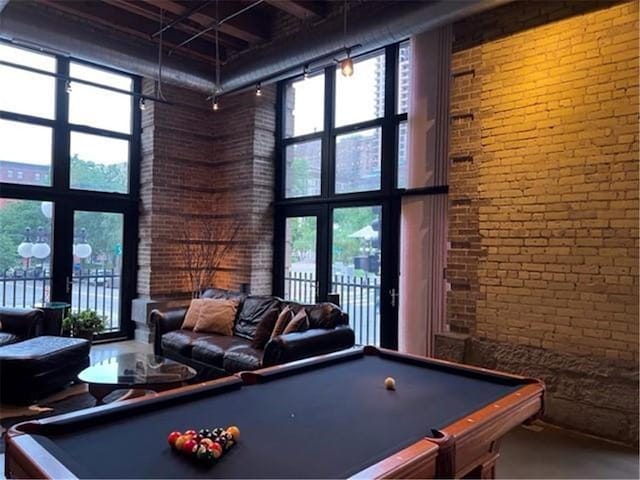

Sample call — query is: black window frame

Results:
[0,40,141,341]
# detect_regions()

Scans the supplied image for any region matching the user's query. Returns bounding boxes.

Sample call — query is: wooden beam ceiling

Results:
[264,0,325,20]
[140,0,267,45]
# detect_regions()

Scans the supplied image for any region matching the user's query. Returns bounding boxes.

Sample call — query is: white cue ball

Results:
[384,377,396,390]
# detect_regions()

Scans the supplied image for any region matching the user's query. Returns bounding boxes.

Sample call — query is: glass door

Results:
[331,205,383,346]
[68,210,124,334]
[284,215,319,304]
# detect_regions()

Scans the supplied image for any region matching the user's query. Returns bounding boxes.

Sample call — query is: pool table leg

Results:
[462,439,501,479]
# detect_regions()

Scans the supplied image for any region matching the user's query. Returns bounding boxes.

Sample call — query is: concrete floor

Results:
[2,340,638,479]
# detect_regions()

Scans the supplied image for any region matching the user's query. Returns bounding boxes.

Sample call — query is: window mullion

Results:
[53,57,70,192]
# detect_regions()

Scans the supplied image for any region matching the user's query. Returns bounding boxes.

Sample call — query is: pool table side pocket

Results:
[427,382,544,478]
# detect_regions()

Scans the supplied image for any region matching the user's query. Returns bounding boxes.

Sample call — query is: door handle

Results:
[65,276,73,294]
[389,288,399,308]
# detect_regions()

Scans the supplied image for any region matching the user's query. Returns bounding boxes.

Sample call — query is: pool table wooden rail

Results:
[5,346,544,480]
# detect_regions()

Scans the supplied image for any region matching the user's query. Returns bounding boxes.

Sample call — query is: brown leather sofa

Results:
[151,288,355,377]
[0,307,44,347]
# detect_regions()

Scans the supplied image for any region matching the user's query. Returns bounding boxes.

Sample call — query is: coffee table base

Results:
[88,382,184,405]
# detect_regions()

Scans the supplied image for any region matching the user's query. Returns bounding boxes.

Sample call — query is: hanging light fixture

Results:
[139,98,147,111]
[211,0,221,111]
[255,83,262,97]
[65,80,72,93]
[303,65,310,80]
[340,0,354,77]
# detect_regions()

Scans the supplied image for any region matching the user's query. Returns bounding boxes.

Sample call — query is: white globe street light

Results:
[17,227,34,259]
[32,226,51,260]
[74,228,92,259]
[40,201,53,219]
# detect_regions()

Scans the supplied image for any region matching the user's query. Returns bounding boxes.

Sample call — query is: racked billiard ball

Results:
[182,438,198,455]
[174,435,188,451]
[211,427,225,437]
[209,442,223,459]
[167,431,181,447]
[195,444,211,461]
[214,436,227,449]
[199,438,214,448]
[198,428,212,439]
[226,426,240,441]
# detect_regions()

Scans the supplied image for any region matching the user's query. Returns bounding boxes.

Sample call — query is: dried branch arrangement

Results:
[180,216,241,298]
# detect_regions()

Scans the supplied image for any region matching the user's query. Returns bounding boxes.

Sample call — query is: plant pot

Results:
[74,329,95,341]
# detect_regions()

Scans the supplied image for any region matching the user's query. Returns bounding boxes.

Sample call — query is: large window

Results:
[276,42,410,348]
[0,42,139,339]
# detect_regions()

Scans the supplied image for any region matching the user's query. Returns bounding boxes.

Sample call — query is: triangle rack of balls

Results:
[168,426,240,464]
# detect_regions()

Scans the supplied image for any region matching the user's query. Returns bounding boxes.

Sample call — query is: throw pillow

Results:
[270,305,293,340]
[251,305,281,349]
[194,298,240,336]
[181,300,203,330]
[283,308,309,335]
[234,296,282,340]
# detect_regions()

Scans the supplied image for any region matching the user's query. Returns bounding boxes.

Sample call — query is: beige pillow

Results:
[193,298,239,336]
[181,300,203,330]
[270,305,293,340]
[283,308,309,335]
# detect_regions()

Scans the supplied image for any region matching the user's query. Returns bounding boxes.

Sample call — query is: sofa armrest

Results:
[262,326,355,368]
[150,308,187,356]
[0,307,44,339]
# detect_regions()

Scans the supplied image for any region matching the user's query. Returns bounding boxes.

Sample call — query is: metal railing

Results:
[0,268,121,331]
[284,270,381,346]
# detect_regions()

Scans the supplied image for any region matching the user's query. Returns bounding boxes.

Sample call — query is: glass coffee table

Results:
[78,353,197,405]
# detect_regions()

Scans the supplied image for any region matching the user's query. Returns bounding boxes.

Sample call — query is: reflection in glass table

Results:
[78,353,197,405]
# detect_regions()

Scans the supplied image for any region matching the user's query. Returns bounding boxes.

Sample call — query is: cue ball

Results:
[384,377,396,390]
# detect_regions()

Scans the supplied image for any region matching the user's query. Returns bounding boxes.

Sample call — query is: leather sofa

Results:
[0,307,44,347]
[151,288,355,376]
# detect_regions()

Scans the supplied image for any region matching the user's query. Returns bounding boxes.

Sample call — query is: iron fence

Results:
[284,270,381,346]
[0,268,121,331]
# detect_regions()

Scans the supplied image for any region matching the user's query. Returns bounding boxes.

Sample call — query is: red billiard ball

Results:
[184,429,198,437]
[182,438,198,455]
[209,442,223,459]
[167,431,181,447]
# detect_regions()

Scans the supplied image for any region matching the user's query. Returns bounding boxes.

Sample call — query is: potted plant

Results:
[62,310,106,340]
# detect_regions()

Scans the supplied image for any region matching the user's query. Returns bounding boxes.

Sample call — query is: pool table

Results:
[6,346,543,479]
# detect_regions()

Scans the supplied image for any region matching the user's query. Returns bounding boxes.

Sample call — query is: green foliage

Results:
[0,200,44,270]
[62,310,105,335]
[70,155,127,193]
[0,156,124,271]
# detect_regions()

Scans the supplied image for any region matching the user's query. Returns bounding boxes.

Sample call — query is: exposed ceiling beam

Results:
[102,0,246,51]
[0,0,10,14]
[140,0,267,44]
[39,0,216,65]
[265,0,324,20]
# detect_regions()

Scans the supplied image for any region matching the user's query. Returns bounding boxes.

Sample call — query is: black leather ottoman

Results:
[0,336,90,404]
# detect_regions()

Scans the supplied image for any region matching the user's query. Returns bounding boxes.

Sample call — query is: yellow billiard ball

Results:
[384,377,396,390]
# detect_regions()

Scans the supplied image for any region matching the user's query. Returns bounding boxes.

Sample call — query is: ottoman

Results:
[0,336,90,404]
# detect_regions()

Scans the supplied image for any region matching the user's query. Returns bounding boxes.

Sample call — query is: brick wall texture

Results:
[446,0,639,444]
[137,81,276,300]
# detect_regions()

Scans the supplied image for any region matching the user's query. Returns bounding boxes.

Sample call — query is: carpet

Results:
[0,385,142,453]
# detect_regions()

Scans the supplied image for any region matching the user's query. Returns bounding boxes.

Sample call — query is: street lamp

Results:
[73,228,92,260]
[31,226,51,259]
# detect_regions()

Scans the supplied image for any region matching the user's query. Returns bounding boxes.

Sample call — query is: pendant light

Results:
[340,0,354,77]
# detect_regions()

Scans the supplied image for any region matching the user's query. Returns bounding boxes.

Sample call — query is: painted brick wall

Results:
[444,0,639,444]
[137,82,276,300]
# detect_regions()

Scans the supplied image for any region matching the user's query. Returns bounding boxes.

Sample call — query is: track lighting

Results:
[139,98,147,111]
[65,80,72,93]
[256,83,262,97]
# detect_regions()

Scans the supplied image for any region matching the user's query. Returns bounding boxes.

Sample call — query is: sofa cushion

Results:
[223,345,263,373]
[191,335,252,368]
[234,296,282,341]
[270,305,293,340]
[194,298,239,335]
[251,306,282,350]
[306,303,346,329]
[181,300,202,330]
[0,332,20,347]
[283,308,309,335]
[161,330,213,357]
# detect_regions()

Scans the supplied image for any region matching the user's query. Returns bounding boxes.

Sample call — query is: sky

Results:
[0,43,131,168]
[289,54,383,137]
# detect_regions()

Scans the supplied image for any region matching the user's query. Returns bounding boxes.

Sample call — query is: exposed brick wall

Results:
[444,0,639,444]
[137,82,276,301]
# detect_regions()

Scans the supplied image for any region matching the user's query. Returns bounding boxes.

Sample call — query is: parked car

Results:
[89,269,112,287]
